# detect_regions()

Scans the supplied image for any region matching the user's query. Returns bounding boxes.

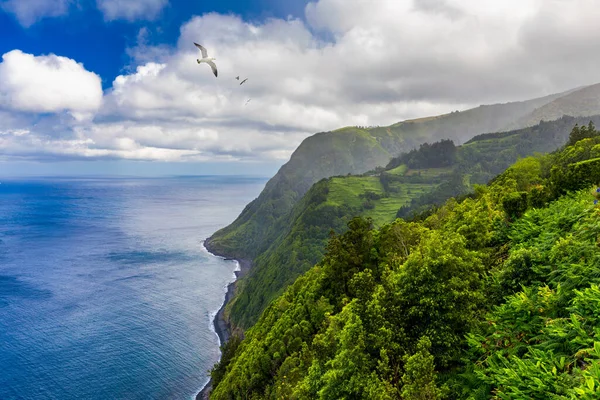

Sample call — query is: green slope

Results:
[512,82,600,129]
[399,115,600,217]
[222,115,600,330]
[210,127,600,400]
[207,85,597,331]
[224,170,440,329]
[207,87,578,260]
[206,127,394,260]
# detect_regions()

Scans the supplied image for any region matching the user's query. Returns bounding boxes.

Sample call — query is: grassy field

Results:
[327,176,383,207]
[404,167,453,177]
[385,164,408,175]
[326,176,438,227]
[362,183,435,225]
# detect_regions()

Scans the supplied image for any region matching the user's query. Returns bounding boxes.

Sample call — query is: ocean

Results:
[0,176,266,400]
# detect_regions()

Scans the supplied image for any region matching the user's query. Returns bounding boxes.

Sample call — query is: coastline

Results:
[196,239,251,400]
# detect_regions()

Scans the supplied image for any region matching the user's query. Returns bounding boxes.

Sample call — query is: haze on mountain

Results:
[206,81,600,330]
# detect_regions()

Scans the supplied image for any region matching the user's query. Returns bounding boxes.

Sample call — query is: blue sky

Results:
[0,0,309,91]
[1,0,600,177]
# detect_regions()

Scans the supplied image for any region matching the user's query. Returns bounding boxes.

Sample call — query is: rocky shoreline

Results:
[196,239,251,400]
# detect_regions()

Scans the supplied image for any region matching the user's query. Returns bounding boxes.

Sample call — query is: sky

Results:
[1,0,600,176]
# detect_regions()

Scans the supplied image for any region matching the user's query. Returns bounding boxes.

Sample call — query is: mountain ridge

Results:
[207,82,600,331]
[208,123,600,399]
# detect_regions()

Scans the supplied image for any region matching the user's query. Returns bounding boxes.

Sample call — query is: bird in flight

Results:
[194,43,217,77]
[239,78,248,85]
[245,99,252,106]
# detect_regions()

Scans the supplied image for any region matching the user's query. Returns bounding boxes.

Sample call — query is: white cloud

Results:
[96,0,168,21]
[0,0,71,27]
[0,50,103,115]
[4,0,600,165]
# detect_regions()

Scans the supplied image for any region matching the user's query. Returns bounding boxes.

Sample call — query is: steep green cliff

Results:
[221,115,600,330]
[210,125,600,399]
[207,87,576,261]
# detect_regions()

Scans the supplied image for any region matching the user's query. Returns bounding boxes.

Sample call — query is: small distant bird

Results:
[240,78,248,85]
[245,99,251,106]
[194,43,217,77]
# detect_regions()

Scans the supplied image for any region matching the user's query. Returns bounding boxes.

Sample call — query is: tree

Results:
[392,231,485,366]
[321,217,376,303]
[568,121,598,146]
[401,336,444,400]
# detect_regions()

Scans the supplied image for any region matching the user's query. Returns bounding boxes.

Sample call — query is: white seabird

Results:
[245,99,251,106]
[194,43,218,77]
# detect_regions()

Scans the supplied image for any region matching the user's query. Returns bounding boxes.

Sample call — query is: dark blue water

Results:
[0,176,266,400]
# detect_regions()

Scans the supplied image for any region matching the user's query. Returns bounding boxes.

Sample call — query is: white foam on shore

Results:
[198,237,241,398]
[192,377,211,400]
[201,240,239,344]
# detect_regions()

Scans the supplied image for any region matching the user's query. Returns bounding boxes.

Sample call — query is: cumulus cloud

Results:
[0,0,71,27]
[0,50,103,117]
[96,0,168,21]
[4,0,600,165]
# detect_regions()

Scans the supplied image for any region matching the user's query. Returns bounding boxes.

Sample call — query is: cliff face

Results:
[209,125,600,400]
[207,84,593,330]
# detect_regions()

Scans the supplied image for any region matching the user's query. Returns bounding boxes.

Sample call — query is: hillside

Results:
[222,115,600,330]
[513,83,600,129]
[207,87,578,261]
[206,127,402,260]
[205,92,592,327]
[209,126,600,399]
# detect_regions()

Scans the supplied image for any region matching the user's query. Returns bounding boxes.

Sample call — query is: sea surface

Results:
[0,176,266,400]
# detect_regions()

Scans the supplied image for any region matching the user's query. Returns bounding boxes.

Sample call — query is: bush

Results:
[502,191,528,219]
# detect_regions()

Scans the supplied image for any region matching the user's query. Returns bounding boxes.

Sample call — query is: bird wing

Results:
[235,76,240,80]
[206,60,218,77]
[194,43,208,58]
[240,78,248,85]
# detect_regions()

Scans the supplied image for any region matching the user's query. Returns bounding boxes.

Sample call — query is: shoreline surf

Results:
[196,240,251,400]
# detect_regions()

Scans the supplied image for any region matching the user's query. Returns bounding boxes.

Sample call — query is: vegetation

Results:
[207,86,577,261]
[398,115,600,218]
[210,124,600,399]
[386,139,457,170]
[511,82,600,129]
[223,116,600,331]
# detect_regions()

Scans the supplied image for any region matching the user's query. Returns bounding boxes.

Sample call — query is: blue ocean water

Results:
[0,176,266,400]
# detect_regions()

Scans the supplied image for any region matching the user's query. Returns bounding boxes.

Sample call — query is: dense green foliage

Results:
[206,89,576,275]
[209,88,573,261]
[210,126,600,399]
[223,116,600,330]
[398,115,600,218]
[387,139,457,170]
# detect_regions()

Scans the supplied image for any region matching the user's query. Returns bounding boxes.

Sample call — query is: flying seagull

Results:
[245,99,251,106]
[194,43,217,77]
[239,78,248,85]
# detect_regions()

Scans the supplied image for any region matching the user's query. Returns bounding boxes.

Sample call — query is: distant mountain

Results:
[207,83,600,330]
[209,122,600,400]
[206,127,410,260]
[385,87,574,145]
[207,87,576,258]
[511,83,600,129]
[214,114,600,330]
